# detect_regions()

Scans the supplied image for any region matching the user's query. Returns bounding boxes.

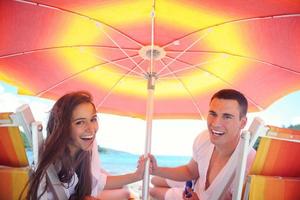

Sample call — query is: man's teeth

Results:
[80,135,94,140]
[212,130,225,136]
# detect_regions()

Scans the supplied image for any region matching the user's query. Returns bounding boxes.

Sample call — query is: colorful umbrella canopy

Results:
[1,0,300,120]
[1,1,300,198]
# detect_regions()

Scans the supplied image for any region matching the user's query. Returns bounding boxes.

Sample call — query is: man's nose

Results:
[211,116,222,126]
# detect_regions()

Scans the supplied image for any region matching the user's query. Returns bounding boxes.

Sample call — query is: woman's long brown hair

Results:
[25,91,96,200]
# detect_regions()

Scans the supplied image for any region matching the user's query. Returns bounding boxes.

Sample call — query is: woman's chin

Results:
[81,143,94,151]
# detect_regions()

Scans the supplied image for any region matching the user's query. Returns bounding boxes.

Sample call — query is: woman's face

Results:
[68,102,99,156]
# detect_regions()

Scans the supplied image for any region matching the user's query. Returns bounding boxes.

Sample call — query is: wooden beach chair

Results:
[250,137,300,177]
[0,166,29,200]
[0,114,30,199]
[0,105,43,200]
[242,134,300,200]
[234,120,300,200]
[247,175,300,200]
[0,126,29,167]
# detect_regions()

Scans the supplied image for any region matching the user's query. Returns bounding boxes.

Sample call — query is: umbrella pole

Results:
[142,73,156,200]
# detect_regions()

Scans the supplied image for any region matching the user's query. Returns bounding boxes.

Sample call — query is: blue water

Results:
[101,152,190,174]
[26,150,190,174]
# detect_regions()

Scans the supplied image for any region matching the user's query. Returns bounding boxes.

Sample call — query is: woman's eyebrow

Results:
[72,117,86,121]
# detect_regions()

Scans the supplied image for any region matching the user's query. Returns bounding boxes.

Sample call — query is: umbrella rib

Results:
[0,43,145,77]
[159,60,205,120]
[159,54,228,78]
[200,71,264,111]
[163,51,300,76]
[0,45,139,59]
[219,51,300,75]
[80,48,145,76]
[14,0,144,48]
[36,63,107,97]
[96,59,146,109]
[160,58,264,110]
[96,23,147,74]
[35,57,144,97]
[161,13,300,48]
[157,29,212,75]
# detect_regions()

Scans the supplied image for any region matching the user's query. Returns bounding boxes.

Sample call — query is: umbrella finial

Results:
[139,46,166,61]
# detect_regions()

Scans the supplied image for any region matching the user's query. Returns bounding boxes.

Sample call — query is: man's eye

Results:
[224,115,233,120]
[91,117,98,122]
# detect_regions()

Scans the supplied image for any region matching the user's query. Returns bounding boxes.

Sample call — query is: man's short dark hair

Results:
[210,89,248,118]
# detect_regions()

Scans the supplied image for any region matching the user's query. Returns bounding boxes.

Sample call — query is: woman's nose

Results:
[85,121,98,132]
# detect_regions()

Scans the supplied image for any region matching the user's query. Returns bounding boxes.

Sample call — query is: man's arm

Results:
[149,154,199,181]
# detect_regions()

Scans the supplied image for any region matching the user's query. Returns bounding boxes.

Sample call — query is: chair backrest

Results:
[0,123,30,200]
[0,126,29,167]
[0,112,13,124]
[243,135,300,200]
[248,175,300,200]
[0,106,37,200]
[250,137,300,177]
[266,125,300,141]
[0,166,29,200]
[0,105,42,166]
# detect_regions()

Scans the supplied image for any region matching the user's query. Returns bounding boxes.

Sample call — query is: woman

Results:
[26,91,145,200]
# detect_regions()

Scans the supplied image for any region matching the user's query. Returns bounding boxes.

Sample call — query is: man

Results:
[149,89,256,200]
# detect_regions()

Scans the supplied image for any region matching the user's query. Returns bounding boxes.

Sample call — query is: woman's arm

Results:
[104,155,146,189]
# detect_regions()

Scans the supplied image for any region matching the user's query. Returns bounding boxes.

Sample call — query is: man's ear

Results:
[240,116,247,129]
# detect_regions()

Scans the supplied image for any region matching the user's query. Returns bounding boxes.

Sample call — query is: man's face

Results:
[207,98,247,146]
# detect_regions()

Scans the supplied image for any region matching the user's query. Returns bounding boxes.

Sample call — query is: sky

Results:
[1,81,300,156]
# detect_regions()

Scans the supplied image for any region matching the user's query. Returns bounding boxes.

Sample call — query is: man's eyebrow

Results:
[223,113,235,117]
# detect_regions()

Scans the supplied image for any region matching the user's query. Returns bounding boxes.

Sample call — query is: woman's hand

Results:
[134,154,159,180]
[135,155,147,179]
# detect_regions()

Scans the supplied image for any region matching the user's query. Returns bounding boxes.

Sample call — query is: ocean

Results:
[101,152,191,174]
[26,149,190,174]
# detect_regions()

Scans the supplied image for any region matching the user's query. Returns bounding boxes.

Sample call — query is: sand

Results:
[128,181,157,200]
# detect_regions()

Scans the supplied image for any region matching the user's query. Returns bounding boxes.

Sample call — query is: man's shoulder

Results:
[194,130,210,144]
[193,130,211,152]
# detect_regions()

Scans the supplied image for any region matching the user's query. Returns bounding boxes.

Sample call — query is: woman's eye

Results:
[209,112,216,117]
[75,121,85,126]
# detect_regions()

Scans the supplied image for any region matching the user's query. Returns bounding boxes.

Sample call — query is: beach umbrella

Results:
[1,0,300,199]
